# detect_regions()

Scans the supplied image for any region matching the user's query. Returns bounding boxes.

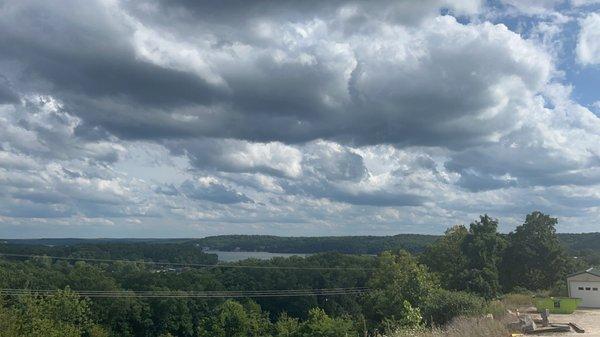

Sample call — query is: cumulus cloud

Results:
[303,141,367,181]
[167,138,302,178]
[180,177,253,204]
[0,96,125,162]
[0,1,551,149]
[0,158,151,219]
[446,84,600,191]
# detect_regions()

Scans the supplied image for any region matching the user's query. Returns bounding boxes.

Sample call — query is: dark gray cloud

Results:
[305,184,426,207]
[0,1,226,140]
[126,0,481,31]
[455,171,517,192]
[0,1,222,107]
[0,77,19,104]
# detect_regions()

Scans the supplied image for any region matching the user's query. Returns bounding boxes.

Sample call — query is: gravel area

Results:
[534,309,600,337]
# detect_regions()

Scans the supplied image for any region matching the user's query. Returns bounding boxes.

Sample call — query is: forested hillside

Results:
[6,232,600,256]
[0,242,218,265]
[191,234,439,254]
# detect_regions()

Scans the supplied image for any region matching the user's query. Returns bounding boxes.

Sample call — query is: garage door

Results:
[570,281,600,308]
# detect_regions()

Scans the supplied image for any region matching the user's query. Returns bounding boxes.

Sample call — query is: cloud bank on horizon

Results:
[0,0,599,237]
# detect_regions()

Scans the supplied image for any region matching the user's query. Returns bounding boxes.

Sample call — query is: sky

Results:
[0,0,599,238]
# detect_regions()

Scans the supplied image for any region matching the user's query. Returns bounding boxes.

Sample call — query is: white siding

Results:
[569,280,600,308]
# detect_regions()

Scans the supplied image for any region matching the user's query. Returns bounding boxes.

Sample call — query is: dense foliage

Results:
[422,212,583,298]
[0,289,107,337]
[0,246,476,336]
[460,215,507,299]
[0,242,218,265]
[501,212,568,291]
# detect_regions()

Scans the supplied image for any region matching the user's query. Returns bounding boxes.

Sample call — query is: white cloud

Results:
[577,13,600,65]
[169,139,303,178]
[571,0,600,6]
[500,0,564,15]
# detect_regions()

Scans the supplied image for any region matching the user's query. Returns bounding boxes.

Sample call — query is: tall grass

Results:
[501,293,533,311]
[386,316,509,337]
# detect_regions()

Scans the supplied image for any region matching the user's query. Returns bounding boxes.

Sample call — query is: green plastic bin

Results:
[534,297,581,314]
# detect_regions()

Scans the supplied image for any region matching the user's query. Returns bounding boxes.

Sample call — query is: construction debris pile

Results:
[507,309,585,335]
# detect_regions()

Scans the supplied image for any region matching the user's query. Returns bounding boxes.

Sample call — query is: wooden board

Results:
[569,322,585,333]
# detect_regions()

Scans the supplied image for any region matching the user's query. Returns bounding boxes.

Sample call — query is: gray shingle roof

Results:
[567,267,600,278]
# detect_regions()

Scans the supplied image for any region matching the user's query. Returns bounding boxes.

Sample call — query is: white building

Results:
[567,267,600,308]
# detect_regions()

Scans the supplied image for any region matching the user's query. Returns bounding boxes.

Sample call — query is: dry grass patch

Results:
[502,293,533,310]
[387,316,509,337]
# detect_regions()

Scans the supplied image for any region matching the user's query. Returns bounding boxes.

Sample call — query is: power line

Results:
[0,287,371,298]
[0,253,375,271]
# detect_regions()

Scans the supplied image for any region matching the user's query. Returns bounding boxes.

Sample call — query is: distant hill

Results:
[3,233,599,256]
[0,238,187,246]
[0,240,217,265]
[2,235,440,254]
[192,234,440,254]
[557,233,600,253]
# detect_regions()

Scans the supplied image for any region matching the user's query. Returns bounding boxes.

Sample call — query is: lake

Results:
[205,250,309,262]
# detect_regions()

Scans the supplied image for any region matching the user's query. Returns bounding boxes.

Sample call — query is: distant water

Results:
[205,250,309,262]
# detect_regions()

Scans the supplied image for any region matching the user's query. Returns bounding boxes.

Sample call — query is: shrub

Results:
[420,289,486,326]
[380,301,423,334]
[484,300,506,318]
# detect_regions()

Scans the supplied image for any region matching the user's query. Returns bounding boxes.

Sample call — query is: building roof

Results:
[567,267,600,279]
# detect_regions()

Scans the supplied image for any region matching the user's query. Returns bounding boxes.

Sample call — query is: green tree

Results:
[297,308,357,337]
[421,225,469,290]
[501,211,568,291]
[151,298,195,337]
[379,301,422,334]
[94,297,152,337]
[0,297,24,337]
[274,313,300,337]
[461,215,506,299]
[198,300,272,337]
[0,289,95,337]
[366,251,436,331]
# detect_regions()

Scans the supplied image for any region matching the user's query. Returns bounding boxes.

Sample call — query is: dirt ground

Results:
[535,309,600,337]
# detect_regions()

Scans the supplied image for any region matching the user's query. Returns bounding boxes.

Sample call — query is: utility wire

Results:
[0,287,371,298]
[0,253,375,271]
